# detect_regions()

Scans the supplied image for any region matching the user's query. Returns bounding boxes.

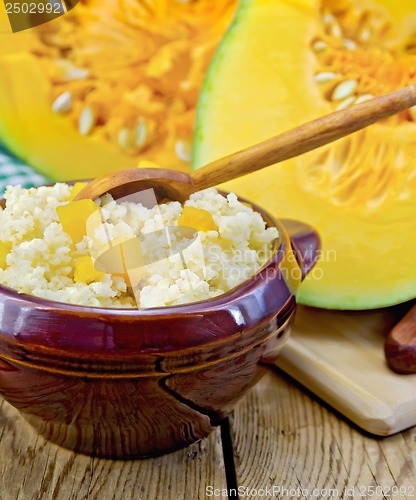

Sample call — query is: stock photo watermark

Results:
[205,484,415,497]
[2,0,78,32]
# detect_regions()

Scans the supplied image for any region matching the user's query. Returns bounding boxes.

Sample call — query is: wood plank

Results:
[230,369,416,497]
[0,398,227,500]
[275,305,416,436]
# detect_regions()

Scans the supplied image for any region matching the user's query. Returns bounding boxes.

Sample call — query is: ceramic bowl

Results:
[0,197,319,458]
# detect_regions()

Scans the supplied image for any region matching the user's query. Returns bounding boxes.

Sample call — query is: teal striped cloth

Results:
[0,143,50,195]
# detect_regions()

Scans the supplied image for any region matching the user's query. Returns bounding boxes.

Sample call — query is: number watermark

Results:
[2,0,79,32]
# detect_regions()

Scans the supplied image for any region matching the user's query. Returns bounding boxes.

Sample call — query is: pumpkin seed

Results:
[78,107,95,136]
[175,140,192,163]
[314,72,338,83]
[52,91,73,114]
[312,40,327,53]
[65,67,90,81]
[330,21,342,38]
[55,60,90,81]
[118,128,131,150]
[322,13,335,25]
[360,28,371,42]
[355,94,374,104]
[135,118,148,147]
[331,79,358,101]
[335,96,356,110]
[343,39,357,50]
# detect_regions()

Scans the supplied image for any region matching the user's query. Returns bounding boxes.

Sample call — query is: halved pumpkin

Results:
[193,0,416,309]
[0,0,237,180]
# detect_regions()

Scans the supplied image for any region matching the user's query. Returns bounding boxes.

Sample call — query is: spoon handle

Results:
[191,83,416,191]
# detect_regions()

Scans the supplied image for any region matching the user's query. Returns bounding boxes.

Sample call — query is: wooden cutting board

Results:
[275,305,416,436]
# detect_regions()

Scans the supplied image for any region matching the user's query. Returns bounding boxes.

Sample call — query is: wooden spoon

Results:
[75,83,416,203]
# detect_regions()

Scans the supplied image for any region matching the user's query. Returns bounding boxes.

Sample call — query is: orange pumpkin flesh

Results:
[193,0,416,310]
[0,0,238,179]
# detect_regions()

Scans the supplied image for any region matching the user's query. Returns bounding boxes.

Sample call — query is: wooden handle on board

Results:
[385,303,416,374]
[191,83,416,191]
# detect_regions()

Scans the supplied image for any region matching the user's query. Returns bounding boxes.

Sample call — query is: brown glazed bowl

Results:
[0,198,319,458]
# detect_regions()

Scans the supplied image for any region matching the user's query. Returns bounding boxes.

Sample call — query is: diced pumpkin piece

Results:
[69,182,89,200]
[56,200,99,243]
[93,237,144,287]
[74,255,105,284]
[0,241,12,269]
[178,206,218,232]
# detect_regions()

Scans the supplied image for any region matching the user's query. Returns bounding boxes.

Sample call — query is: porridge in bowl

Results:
[0,183,278,308]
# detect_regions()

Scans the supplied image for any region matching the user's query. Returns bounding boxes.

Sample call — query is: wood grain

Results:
[0,399,227,500]
[230,369,416,498]
[275,305,416,436]
[2,353,416,498]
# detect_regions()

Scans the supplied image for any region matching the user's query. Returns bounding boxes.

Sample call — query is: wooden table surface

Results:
[1,366,415,500]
